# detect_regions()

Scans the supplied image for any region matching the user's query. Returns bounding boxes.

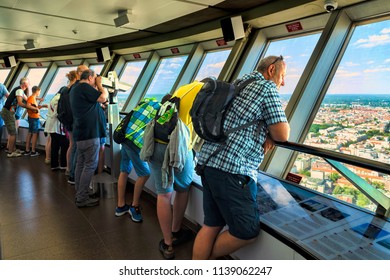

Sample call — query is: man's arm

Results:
[267,122,290,142]
[95,76,108,103]
[16,96,39,113]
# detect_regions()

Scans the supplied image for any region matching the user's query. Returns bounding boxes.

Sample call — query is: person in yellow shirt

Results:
[23,86,47,156]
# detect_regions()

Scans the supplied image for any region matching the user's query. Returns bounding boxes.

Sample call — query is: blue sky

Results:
[329,20,390,94]
[266,19,390,95]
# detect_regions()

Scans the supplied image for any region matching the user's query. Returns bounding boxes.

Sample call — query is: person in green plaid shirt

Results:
[124,98,160,148]
[115,97,166,223]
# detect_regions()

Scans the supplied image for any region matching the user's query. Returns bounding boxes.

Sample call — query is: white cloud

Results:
[207,61,225,69]
[353,34,390,48]
[381,28,390,34]
[335,69,361,77]
[169,63,182,69]
[344,61,360,67]
[364,67,390,73]
[385,58,390,63]
[367,60,375,64]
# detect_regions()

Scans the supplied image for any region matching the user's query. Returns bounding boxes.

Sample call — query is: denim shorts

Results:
[120,141,150,177]
[201,166,260,240]
[149,142,194,194]
[28,117,40,133]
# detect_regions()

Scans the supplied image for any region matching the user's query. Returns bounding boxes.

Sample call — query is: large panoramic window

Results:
[263,33,321,108]
[290,19,390,212]
[0,69,11,83]
[193,49,231,81]
[144,55,188,101]
[118,60,147,110]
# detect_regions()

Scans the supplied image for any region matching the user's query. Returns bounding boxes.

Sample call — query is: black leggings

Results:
[50,133,69,168]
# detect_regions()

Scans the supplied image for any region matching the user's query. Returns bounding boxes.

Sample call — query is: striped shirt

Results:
[197,71,287,180]
[125,98,161,148]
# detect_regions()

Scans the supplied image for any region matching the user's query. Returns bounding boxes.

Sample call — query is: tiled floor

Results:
[0,149,194,260]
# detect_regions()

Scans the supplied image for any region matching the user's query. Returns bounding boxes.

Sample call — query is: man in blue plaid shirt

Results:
[115,97,161,222]
[193,55,290,259]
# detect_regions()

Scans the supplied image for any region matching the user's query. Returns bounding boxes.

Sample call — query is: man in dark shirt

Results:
[70,69,108,207]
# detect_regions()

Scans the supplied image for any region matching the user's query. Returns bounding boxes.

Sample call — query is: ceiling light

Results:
[24,39,38,50]
[114,9,135,27]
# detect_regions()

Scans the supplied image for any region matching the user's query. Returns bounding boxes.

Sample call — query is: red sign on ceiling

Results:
[286,22,303,32]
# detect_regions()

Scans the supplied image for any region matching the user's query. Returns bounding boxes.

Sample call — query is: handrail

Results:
[274,141,390,217]
[274,141,390,175]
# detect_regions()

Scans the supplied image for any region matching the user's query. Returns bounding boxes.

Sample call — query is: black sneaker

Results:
[30,151,39,157]
[75,197,99,207]
[67,177,75,185]
[22,150,31,156]
[172,228,194,246]
[159,239,175,259]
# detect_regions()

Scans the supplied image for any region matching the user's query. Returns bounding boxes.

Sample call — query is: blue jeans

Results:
[75,138,100,202]
[69,132,77,178]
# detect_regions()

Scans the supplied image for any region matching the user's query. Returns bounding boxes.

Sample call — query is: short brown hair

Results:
[32,85,40,93]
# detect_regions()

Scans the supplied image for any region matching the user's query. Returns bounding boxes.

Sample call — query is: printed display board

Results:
[257,172,390,260]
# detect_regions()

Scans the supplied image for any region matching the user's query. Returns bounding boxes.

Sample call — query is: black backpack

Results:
[190,76,259,143]
[154,96,180,143]
[57,86,73,130]
[113,111,133,144]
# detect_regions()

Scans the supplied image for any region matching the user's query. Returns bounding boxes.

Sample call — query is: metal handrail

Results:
[274,141,390,217]
[274,141,390,175]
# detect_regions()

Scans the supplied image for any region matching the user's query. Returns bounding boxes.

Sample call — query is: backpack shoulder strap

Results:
[225,77,263,136]
[234,77,257,93]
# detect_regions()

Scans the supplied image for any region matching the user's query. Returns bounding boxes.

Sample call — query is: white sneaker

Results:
[7,151,22,158]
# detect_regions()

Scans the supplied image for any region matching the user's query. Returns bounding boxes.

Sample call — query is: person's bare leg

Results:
[117,172,128,207]
[157,192,173,245]
[209,230,256,259]
[31,133,38,152]
[192,225,223,260]
[132,175,149,207]
[8,135,16,153]
[171,190,189,232]
[25,133,32,151]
